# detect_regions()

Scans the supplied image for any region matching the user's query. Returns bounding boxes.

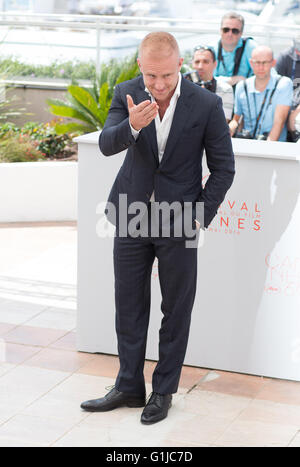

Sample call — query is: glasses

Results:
[193,46,216,62]
[221,27,241,35]
[251,59,273,66]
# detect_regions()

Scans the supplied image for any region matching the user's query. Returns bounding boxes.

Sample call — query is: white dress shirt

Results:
[130,73,181,201]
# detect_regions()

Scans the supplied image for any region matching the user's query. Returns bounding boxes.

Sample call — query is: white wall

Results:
[0,161,77,222]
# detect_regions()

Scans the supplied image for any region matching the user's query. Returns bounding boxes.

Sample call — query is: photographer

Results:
[213,12,257,88]
[185,46,234,122]
[229,46,293,141]
[288,104,300,142]
[276,33,300,142]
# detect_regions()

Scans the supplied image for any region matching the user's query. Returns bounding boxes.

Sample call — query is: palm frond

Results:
[47,53,141,134]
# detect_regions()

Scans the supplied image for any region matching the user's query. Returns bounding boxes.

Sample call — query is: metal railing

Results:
[0,12,299,74]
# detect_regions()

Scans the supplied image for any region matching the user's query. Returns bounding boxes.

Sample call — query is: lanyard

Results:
[253,89,270,138]
[243,76,282,138]
[291,59,297,82]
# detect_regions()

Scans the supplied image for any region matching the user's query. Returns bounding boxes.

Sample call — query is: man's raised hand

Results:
[127,94,159,131]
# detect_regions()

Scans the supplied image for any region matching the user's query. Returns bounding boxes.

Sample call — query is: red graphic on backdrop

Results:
[209,199,262,234]
[264,253,300,296]
[202,173,262,235]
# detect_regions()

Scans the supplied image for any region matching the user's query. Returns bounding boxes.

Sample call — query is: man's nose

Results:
[154,79,165,90]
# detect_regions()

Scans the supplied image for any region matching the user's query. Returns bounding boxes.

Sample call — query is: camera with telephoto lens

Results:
[235,129,269,140]
[256,132,269,141]
[290,130,300,142]
[234,129,252,139]
[183,71,216,92]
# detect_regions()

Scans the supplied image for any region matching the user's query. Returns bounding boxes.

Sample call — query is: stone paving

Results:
[0,222,300,447]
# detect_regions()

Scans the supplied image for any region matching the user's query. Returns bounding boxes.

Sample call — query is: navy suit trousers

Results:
[113,229,198,395]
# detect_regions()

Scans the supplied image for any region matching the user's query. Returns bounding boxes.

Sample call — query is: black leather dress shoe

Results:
[80,387,146,412]
[141,392,172,425]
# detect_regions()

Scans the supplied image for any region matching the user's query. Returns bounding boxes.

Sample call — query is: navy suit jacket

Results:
[99,74,235,230]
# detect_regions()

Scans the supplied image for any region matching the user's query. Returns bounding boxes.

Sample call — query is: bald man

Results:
[81,32,235,424]
[229,46,293,141]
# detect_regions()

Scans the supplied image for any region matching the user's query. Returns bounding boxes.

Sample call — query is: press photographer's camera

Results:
[235,129,269,140]
[289,130,300,143]
[183,71,216,93]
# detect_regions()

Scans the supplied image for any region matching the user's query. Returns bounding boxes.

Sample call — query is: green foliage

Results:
[0,131,45,162]
[0,80,26,121]
[0,121,76,162]
[0,122,18,138]
[0,57,97,81]
[1,65,32,122]
[21,121,73,158]
[47,55,140,134]
[0,51,191,82]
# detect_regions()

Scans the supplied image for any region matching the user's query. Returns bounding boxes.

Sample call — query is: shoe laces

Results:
[146,391,161,405]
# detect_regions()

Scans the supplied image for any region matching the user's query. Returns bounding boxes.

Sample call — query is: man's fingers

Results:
[135,99,153,112]
[127,98,159,114]
[128,98,159,130]
[142,102,159,118]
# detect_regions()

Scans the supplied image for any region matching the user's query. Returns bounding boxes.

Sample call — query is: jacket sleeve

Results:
[275,53,288,77]
[99,84,137,156]
[199,96,235,228]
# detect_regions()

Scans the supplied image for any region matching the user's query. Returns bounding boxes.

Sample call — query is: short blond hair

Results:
[221,12,245,32]
[139,32,180,59]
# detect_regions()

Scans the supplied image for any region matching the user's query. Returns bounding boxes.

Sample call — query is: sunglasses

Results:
[221,27,241,35]
[193,46,216,62]
[251,59,273,66]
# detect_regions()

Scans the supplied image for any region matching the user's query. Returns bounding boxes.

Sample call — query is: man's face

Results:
[137,49,183,104]
[250,50,276,80]
[192,50,216,81]
[221,18,243,49]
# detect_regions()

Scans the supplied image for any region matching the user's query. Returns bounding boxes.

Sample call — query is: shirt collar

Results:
[223,37,243,54]
[247,73,277,94]
[145,72,181,103]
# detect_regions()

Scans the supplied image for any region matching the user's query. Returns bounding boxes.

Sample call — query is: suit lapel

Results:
[160,78,191,167]
[135,78,159,164]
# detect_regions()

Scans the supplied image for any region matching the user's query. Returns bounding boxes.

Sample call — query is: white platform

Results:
[76,132,300,381]
[0,161,77,222]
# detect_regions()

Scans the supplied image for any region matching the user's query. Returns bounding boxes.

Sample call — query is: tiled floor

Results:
[0,221,300,447]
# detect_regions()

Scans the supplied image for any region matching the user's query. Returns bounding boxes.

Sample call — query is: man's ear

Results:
[137,58,142,72]
[179,57,184,70]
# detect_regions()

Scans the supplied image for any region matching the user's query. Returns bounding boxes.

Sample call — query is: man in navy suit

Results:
[81,32,235,424]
